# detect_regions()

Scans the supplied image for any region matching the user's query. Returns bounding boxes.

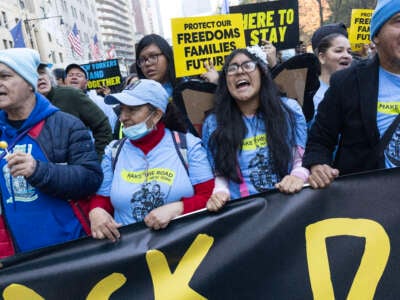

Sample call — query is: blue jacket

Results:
[0,93,102,257]
[0,93,102,199]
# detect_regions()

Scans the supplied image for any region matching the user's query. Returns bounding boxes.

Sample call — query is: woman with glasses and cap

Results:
[202,47,308,212]
[88,79,214,241]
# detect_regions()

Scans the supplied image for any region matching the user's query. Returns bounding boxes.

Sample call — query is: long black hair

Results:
[209,48,296,183]
[135,34,176,87]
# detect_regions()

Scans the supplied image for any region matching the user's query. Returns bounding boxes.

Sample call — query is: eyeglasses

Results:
[66,72,85,78]
[226,61,257,75]
[137,53,163,68]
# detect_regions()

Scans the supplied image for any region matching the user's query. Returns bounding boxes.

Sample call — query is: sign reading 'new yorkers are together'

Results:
[171,14,246,77]
[81,59,122,90]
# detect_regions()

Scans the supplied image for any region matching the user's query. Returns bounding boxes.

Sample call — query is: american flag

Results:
[68,23,83,57]
[106,44,116,59]
[91,34,101,61]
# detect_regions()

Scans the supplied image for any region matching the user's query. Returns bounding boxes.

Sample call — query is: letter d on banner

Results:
[305,218,390,300]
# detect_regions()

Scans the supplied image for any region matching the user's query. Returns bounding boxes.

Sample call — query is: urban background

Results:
[0,0,377,75]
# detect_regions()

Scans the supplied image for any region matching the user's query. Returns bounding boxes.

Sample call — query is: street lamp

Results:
[24,15,64,48]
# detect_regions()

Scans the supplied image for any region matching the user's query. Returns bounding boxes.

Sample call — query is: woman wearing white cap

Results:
[88,79,214,240]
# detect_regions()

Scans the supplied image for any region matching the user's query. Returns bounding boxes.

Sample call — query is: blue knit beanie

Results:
[371,0,400,39]
[0,48,40,91]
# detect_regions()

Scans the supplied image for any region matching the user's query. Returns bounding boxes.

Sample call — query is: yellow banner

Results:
[171,14,246,77]
[121,168,175,185]
[377,102,400,115]
[348,9,374,52]
[242,134,267,151]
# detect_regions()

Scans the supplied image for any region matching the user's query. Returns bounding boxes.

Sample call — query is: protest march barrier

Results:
[1,167,400,299]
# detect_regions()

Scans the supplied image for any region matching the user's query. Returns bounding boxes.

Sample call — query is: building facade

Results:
[0,0,106,67]
[96,0,136,74]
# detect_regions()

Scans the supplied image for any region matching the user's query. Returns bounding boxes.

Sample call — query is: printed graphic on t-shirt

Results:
[385,125,400,167]
[122,167,175,222]
[131,182,166,222]
[121,168,175,184]
[242,134,267,151]
[248,149,278,192]
[377,101,400,115]
[3,144,37,204]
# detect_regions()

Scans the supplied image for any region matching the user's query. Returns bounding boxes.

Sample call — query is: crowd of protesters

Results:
[0,0,399,256]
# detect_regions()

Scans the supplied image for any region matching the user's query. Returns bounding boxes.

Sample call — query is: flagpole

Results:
[23,19,35,48]
[24,15,63,49]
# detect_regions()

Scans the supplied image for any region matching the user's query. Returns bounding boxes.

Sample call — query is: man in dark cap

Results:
[303,0,400,188]
[37,64,112,160]
[65,63,117,133]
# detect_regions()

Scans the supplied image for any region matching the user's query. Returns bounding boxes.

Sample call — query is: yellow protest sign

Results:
[348,9,374,52]
[171,14,246,77]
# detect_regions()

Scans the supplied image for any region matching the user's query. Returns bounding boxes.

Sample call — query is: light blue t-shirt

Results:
[87,90,118,133]
[163,82,173,99]
[0,136,83,253]
[377,67,400,168]
[97,129,213,225]
[313,79,329,113]
[202,97,307,200]
[307,79,329,130]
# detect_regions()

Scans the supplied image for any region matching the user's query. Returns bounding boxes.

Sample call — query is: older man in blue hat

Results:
[303,0,400,188]
[0,48,102,257]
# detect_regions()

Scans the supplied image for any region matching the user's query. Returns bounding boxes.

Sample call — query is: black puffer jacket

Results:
[27,111,103,200]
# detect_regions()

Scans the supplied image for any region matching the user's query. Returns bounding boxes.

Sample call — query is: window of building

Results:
[71,6,77,18]
[9,40,12,48]
[51,51,56,64]
[1,11,8,29]
[48,33,52,42]
[80,12,85,23]
[59,52,63,63]
[3,39,8,49]
[61,0,67,11]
